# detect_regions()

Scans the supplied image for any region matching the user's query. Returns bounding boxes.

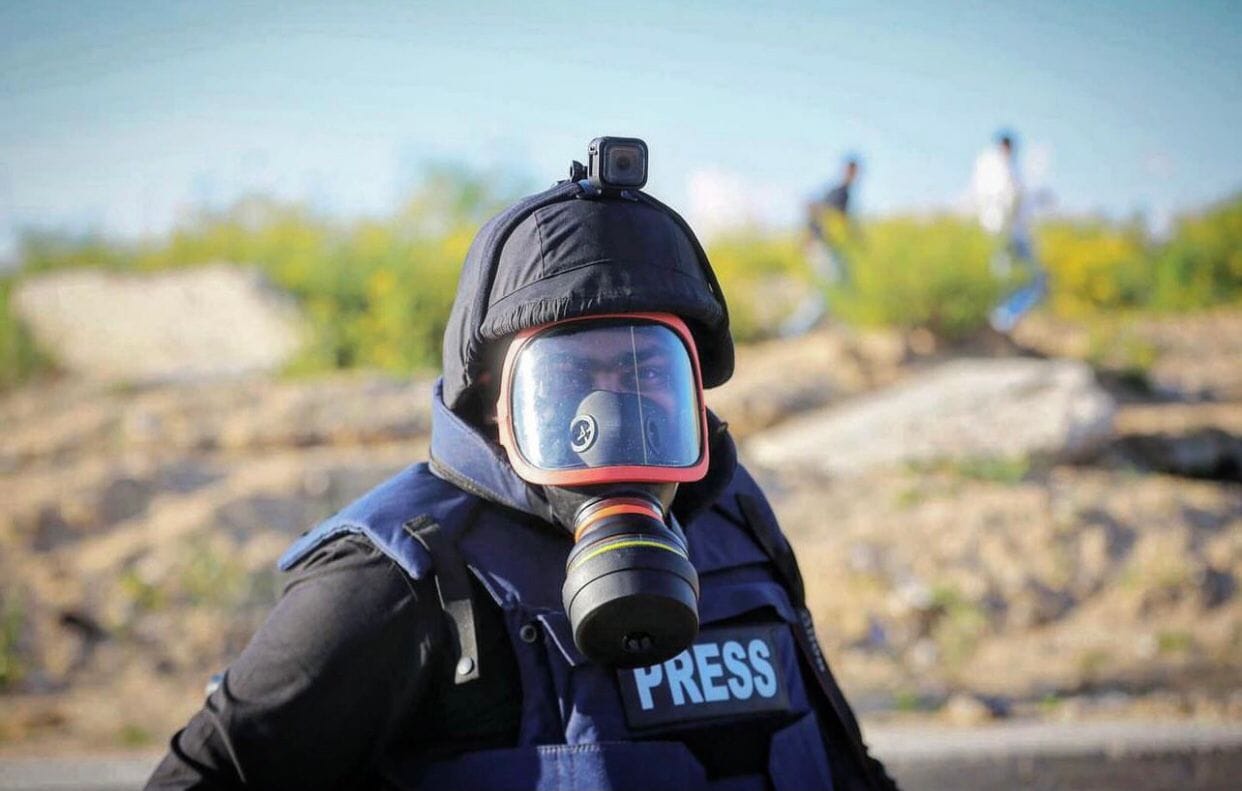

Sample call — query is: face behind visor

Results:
[497,313,709,487]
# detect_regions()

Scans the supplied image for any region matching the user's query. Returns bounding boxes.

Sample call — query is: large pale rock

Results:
[706,326,910,439]
[13,264,305,382]
[746,358,1115,475]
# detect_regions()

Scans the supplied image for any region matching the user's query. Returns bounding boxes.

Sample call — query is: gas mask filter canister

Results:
[497,314,710,667]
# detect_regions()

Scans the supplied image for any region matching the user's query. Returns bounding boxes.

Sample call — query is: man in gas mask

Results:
[148,138,897,790]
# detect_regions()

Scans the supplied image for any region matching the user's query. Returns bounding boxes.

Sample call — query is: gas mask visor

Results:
[498,313,709,487]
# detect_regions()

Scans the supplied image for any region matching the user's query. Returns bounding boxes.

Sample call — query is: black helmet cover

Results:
[442,182,733,412]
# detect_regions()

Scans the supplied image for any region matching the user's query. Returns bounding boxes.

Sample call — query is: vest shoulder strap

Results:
[405,513,483,685]
[736,490,806,607]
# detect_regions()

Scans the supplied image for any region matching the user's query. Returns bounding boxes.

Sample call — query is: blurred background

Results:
[1,1,1240,788]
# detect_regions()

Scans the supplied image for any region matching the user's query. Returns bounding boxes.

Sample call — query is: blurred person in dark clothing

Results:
[822,157,859,216]
[785,157,860,336]
[808,157,859,247]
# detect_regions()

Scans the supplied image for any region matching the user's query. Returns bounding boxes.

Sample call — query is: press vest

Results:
[282,458,861,791]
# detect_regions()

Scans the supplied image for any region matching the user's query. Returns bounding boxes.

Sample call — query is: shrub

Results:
[1037,193,1242,315]
[10,166,521,381]
[0,277,53,389]
[832,215,999,339]
[705,229,810,341]
[0,589,24,689]
[1037,219,1150,316]
[707,213,1003,340]
[1149,194,1242,310]
[3,177,1238,389]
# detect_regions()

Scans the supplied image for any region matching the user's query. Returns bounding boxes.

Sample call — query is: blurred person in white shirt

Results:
[971,131,1046,332]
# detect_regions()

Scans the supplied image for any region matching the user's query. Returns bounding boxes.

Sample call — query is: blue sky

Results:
[1,1,1239,260]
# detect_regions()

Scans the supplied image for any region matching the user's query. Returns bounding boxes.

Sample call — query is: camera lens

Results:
[605,144,645,187]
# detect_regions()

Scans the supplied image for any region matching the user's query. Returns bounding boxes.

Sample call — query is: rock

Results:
[745,358,1116,476]
[30,506,75,552]
[708,330,850,438]
[909,639,939,671]
[1007,579,1076,628]
[1199,567,1236,609]
[96,478,153,526]
[12,264,306,382]
[1075,527,1114,594]
[1110,429,1242,482]
[942,692,996,725]
[707,326,912,439]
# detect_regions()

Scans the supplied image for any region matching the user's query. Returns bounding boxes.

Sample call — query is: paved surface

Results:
[2,720,1241,790]
[869,720,1242,790]
[0,754,160,791]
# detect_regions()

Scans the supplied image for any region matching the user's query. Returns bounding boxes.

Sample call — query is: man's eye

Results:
[639,365,669,384]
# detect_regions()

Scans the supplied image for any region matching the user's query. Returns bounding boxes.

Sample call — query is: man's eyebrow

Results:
[545,350,591,368]
[612,347,666,366]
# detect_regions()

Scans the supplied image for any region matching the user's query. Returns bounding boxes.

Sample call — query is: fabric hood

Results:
[442,181,734,412]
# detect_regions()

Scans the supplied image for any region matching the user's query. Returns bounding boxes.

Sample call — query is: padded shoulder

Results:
[683,462,782,573]
[278,463,479,580]
[704,462,779,532]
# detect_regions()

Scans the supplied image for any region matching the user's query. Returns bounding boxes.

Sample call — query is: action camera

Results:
[587,137,649,191]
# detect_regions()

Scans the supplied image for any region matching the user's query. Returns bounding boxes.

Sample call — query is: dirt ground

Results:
[1,309,1239,755]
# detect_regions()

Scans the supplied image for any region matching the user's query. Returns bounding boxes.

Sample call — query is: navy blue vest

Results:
[278,383,851,790]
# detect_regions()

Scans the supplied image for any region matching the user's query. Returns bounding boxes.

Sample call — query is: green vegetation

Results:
[929,583,991,667]
[177,536,280,610]
[118,568,166,614]
[949,455,1032,485]
[1156,630,1194,654]
[836,215,1001,339]
[906,454,1033,485]
[6,166,522,384]
[0,278,52,388]
[118,723,154,747]
[729,193,1242,338]
[0,590,25,690]
[894,484,926,510]
[1038,197,1242,315]
[1077,647,1113,678]
[117,538,281,620]
[1086,322,1160,382]
[2,170,1238,389]
[892,688,925,712]
[178,537,250,608]
[707,231,810,340]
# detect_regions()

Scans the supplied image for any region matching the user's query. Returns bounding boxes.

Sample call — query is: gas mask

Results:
[497,313,709,668]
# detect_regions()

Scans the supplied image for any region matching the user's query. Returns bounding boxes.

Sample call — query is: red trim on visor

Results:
[496,312,711,487]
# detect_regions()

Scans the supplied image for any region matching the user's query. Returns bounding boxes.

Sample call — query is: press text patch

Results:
[617,624,791,728]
